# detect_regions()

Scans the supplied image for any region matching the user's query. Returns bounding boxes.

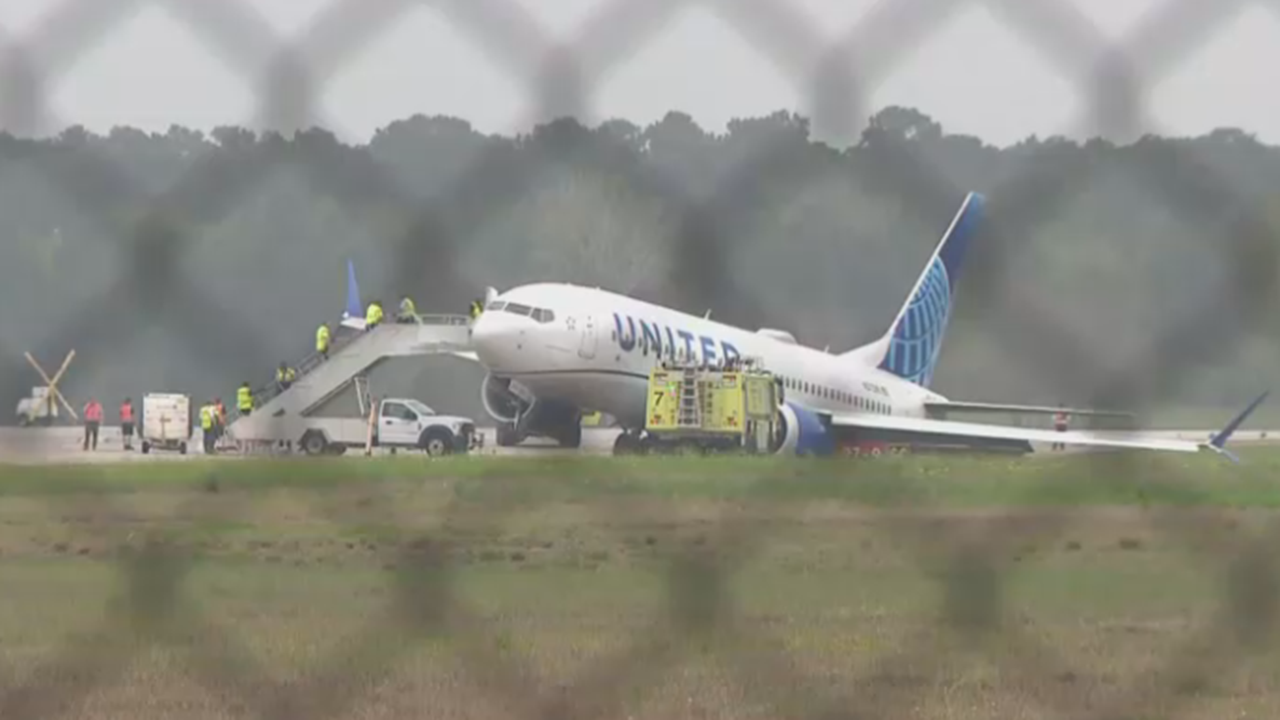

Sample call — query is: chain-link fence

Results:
[1,0,1279,716]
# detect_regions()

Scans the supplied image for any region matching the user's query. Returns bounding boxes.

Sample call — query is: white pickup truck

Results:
[15,387,57,426]
[297,397,479,457]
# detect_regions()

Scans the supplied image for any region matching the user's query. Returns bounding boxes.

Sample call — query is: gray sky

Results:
[6,0,1277,147]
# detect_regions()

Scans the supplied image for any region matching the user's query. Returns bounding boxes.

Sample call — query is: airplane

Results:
[451,191,1267,459]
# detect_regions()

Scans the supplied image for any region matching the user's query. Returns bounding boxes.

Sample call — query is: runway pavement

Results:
[0,425,621,465]
[0,425,1275,466]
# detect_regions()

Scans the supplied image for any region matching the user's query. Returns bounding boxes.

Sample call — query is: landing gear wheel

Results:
[495,422,520,447]
[637,435,658,455]
[612,432,647,456]
[557,422,582,449]
[612,433,633,456]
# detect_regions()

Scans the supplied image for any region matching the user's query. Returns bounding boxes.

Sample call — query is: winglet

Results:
[344,258,362,320]
[1200,390,1269,463]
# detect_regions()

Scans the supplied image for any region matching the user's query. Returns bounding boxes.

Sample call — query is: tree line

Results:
[1,106,1277,422]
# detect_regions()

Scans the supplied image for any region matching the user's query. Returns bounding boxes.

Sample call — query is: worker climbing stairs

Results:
[223,259,484,453]
[226,312,472,453]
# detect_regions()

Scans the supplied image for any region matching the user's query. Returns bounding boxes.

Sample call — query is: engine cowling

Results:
[774,402,835,456]
[480,373,525,423]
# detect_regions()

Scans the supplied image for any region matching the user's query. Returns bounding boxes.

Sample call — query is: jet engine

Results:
[773,402,835,456]
[480,373,526,424]
[480,373,583,448]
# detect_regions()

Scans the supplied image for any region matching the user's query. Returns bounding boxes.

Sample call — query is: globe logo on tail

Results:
[880,257,951,387]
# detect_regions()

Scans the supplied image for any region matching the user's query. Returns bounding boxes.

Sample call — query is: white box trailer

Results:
[141,393,191,454]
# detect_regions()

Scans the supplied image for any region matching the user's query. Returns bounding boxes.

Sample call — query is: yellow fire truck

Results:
[643,358,782,454]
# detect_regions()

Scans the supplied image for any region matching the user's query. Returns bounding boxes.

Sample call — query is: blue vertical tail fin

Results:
[344,258,362,320]
[840,191,984,388]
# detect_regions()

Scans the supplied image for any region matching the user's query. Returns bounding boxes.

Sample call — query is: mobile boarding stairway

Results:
[225,314,473,451]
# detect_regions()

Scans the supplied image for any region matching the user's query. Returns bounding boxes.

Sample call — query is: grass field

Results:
[3,449,1280,718]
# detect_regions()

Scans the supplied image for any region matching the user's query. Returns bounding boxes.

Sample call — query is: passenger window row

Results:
[484,301,556,324]
[776,374,892,415]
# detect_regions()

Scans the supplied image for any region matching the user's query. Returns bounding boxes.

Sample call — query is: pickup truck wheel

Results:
[421,429,453,457]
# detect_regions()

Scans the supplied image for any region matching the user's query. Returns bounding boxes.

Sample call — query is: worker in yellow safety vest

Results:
[366,300,384,329]
[316,322,331,360]
[469,298,484,320]
[199,402,216,454]
[276,363,296,390]
[237,382,253,417]
[397,296,417,324]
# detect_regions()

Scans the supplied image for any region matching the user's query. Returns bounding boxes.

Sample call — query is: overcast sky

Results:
[3,0,1276,147]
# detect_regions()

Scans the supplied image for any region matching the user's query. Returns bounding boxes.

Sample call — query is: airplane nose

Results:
[469,312,510,360]
[470,313,494,349]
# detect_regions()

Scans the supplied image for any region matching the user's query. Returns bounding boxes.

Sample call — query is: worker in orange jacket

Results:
[83,398,103,451]
[1052,403,1070,451]
[214,398,227,448]
[119,398,135,451]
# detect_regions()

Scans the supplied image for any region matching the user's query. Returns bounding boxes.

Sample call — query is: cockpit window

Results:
[487,301,555,322]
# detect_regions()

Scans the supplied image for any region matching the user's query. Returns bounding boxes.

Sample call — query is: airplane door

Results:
[578,314,597,359]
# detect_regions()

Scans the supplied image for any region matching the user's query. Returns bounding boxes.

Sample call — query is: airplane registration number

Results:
[839,441,909,457]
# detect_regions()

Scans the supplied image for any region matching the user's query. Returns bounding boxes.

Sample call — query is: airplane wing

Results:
[923,401,1135,419]
[829,391,1269,462]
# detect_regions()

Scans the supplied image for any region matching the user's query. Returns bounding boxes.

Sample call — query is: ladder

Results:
[677,368,701,427]
[700,377,715,426]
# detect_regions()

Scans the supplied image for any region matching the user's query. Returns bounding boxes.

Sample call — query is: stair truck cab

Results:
[297,397,480,457]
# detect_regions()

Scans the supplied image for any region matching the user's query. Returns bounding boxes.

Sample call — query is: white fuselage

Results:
[469,283,947,429]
